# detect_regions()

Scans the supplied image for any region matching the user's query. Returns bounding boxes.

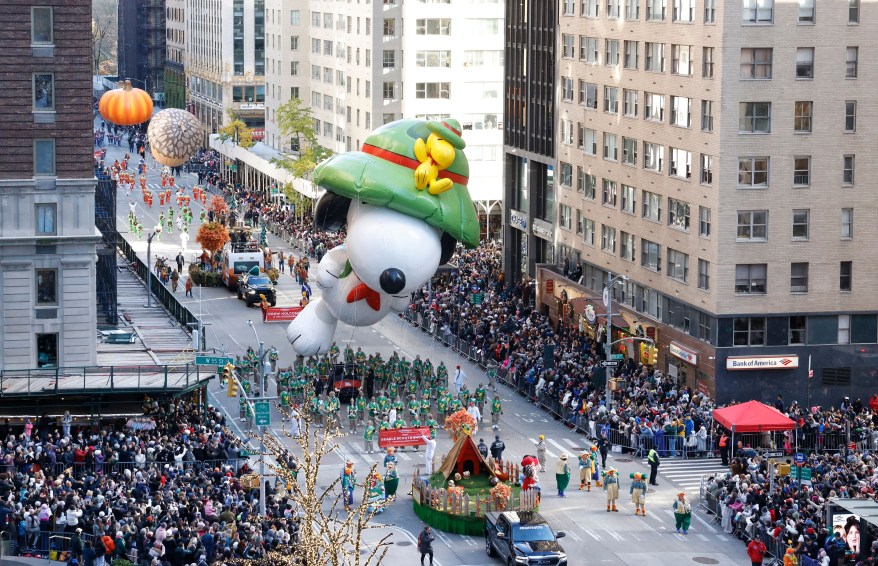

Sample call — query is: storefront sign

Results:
[669,342,698,366]
[697,381,710,395]
[264,306,303,322]
[509,209,528,232]
[532,219,555,240]
[250,128,265,140]
[584,304,596,324]
[726,355,799,371]
[668,364,678,378]
[378,427,430,448]
[546,279,554,294]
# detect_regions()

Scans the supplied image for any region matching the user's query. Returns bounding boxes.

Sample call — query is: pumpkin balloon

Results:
[147,109,204,167]
[99,80,153,126]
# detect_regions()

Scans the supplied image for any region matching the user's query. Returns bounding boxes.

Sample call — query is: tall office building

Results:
[165,0,187,108]
[186,0,266,136]
[544,0,875,401]
[0,1,98,368]
[118,0,167,98]
[262,0,505,230]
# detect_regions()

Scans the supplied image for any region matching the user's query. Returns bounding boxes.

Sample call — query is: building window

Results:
[738,157,769,188]
[36,333,58,368]
[622,138,637,165]
[849,0,859,22]
[584,173,597,199]
[674,0,694,21]
[642,190,661,222]
[668,198,690,230]
[583,0,601,17]
[560,162,573,187]
[560,120,574,145]
[843,155,855,185]
[796,47,814,78]
[291,36,299,50]
[604,86,619,113]
[641,239,661,270]
[33,73,54,111]
[621,184,637,213]
[699,206,711,237]
[666,249,689,282]
[842,208,853,239]
[844,101,856,132]
[626,0,641,19]
[579,81,598,109]
[645,43,665,72]
[34,139,55,175]
[670,96,691,128]
[562,77,574,102]
[698,259,710,290]
[790,262,809,293]
[581,37,599,63]
[620,232,635,261]
[415,82,450,99]
[702,47,714,78]
[382,50,395,69]
[845,47,858,78]
[608,0,621,18]
[606,40,620,66]
[700,154,714,185]
[740,48,772,79]
[383,113,394,125]
[563,0,576,15]
[737,210,768,241]
[798,0,815,22]
[671,44,692,75]
[669,148,692,179]
[36,269,57,305]
[576,210,584,235]
[291,9,300,24]
[602,178,617,206]
[646,0,666,20]
[579,125,597,155]
[645,92,664,121]
[35,203,56,235]
[562,34,575,58]
[559,205,573,230]
[623,89,638,117]
[739,102,771,133]
[838,315,851,344]
[601,225,617,253]
[643,142,663,172]
[704,0,716,21]
[701,100,714,132]
[31,6,53,44]
[794,101,812,133]
[603,133,618,161]
[735,265,767,294]
[840,261,852,291]
[584,218,596,245]
[793,156,810,187]
[792,209,810,240]
[415,18,450,35]
[624,41,639,69]
[789,316,807,344]
[742,0,773,22]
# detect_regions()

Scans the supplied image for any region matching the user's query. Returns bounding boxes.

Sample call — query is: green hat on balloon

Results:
[312,118,480,248]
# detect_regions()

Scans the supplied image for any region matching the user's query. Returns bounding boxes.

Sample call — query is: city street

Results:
[102,133,749,565]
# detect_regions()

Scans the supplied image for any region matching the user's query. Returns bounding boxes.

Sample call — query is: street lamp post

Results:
[603,272,628,408]
[247,320,267,400]
[144,225,163,308]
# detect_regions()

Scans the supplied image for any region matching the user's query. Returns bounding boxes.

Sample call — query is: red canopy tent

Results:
[713,400,795,432]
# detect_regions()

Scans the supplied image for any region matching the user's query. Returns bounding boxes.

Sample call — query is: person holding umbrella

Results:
[555,453,571,498]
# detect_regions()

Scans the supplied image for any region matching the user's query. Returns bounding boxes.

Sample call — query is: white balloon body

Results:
[287,203,443,356]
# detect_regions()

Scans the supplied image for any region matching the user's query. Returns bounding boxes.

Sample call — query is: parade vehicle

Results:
[485,511,567,566]
[332,376,362,404]
[237,273,276,307]
[221,234,264,291]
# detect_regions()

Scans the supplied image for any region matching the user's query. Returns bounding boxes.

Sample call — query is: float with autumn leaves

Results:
[411,409,540,535]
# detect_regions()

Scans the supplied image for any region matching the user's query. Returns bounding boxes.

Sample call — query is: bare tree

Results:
[92,0,118,75]
[228,405,392,566]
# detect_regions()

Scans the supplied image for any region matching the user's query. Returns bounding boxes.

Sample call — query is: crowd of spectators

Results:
[2,399,302,566]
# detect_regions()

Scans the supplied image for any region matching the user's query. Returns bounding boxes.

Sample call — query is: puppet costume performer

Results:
[555,453,571,498]
[603,468,620,512]
[673,492,692,534]
[578,450,596,491]
[341,461,357,511]
[630,473,647,515]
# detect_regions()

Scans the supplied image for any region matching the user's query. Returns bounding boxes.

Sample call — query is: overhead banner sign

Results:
[726,355,799,371]
[264,306,303,322]
[378,427,430,448]
[669,342,699,366]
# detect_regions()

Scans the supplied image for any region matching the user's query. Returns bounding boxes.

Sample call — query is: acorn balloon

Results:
[99,80,153,126]
[147,108,204,167]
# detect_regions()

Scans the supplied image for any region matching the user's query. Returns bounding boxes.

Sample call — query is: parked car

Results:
[237,274,276,307]
[485,511,567,566]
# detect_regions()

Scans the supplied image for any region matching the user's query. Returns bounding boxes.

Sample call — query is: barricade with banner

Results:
[379,427,430,448]
[264,306,303,322]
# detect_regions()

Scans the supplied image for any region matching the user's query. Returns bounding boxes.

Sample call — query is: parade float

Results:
[411,409,539,535]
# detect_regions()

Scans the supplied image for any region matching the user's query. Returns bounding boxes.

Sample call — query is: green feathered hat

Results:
[312,119,480,248]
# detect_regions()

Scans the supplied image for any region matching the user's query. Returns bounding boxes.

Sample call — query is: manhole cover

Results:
[614,458,632,463]
[692,558,719,565]
[396,541,413,546]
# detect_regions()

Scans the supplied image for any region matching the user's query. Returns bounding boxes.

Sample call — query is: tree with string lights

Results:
[227,403,392,566]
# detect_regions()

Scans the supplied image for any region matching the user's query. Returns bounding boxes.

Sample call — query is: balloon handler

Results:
[629,473,647,516]
[287,119,480,356]
[603,467,620,512]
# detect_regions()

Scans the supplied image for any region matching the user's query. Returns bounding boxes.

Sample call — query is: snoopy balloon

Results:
[286,119,480,356]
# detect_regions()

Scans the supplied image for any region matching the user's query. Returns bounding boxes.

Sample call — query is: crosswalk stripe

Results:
[548,439,570,455]
[604,528,624,541]
[563,438,578,447]
[584,530,601,541]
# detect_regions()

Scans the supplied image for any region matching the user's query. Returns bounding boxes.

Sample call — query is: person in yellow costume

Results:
[578,449,596,491]
[603,467,620,512]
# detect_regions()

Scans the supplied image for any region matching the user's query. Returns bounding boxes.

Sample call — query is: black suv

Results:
[237,275,276,307]
[485,511,567,566]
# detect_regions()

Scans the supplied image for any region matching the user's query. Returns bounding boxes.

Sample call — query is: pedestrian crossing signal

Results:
[228,380,239,397]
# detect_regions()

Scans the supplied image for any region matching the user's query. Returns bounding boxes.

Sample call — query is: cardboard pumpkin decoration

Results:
[99,80,153,126]
[147,109,203,167]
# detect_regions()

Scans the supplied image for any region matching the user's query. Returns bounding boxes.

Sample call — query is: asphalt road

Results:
[101,128,749,565]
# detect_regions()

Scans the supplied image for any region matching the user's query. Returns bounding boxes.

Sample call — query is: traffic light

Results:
[228,380,239,397]
[649,346,659,365]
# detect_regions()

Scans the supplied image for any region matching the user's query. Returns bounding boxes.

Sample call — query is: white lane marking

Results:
[604,528,624,541]
[391,526,443,566]
[462,536,476,547]
[397,451,412,461]
[432,527,453,549]
[692,512,718,533]
[584,530,602,541]
[565,530,582,542]
[696,534,710,541]
[548,439,570,455]
[630,532,641,541]
[563,438,578,447]
[674,533,687,541]
[717,535,729,542]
